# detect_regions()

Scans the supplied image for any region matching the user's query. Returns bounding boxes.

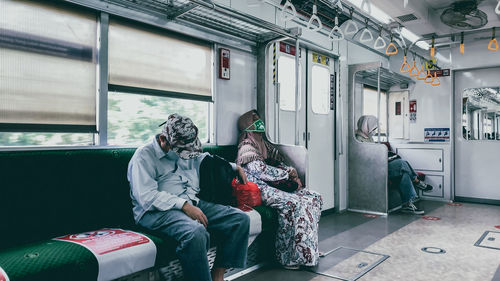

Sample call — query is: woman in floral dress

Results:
[236,110,323,268]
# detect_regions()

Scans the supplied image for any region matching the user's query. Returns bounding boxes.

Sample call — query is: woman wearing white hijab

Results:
[355,115,432,215]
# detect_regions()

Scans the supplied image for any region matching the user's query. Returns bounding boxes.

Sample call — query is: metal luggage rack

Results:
[355,67,415,90]
[88,0,300,43]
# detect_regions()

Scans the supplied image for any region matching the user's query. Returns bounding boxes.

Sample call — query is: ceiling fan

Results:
[440,0,488,30]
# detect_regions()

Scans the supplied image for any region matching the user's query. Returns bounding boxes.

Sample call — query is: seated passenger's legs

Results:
[138,209,211,281]
[388,159,417,181]
[398,172,417,204]
[198,200,250,269]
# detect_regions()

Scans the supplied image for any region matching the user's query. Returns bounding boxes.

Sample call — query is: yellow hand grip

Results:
[431,73,440,86]
[488,38,499,51]
[386,42,398,55]
[460,43,465,54]
[400,56,411,73]
[409,61,418,77]
[424,70,434,84]
[417,64,426,80]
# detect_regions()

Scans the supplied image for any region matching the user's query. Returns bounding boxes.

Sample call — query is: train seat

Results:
[0,146,277,281]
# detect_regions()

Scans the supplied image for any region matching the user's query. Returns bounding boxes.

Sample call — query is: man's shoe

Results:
[401,202,425,215]
[414,180,433,191]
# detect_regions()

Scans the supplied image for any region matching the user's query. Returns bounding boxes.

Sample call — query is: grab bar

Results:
[280,0,296,22]
[329,16,344,41]
[359,19,373,43]
[343,8,358,36]
[307,4,322,32]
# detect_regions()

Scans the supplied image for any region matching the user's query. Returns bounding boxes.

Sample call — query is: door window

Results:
[311,65,330,115]
[278,55,301,111]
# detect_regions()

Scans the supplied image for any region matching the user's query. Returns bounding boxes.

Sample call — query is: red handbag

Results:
[232,179,262,211]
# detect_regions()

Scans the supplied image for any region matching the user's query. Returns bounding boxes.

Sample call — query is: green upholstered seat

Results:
[0,146,277,281]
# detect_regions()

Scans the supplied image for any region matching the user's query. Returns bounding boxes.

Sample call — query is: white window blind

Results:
[108,21,213,99]
[0,0,97,132]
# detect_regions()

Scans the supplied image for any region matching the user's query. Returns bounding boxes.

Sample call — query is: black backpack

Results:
[198,155,237,206]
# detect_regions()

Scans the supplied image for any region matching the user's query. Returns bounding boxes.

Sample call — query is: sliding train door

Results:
[271,42,306,146]
[454,67,500,202]
[306,51,336,210]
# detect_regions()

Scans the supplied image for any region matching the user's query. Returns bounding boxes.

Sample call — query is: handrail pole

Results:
[295,38,301,145]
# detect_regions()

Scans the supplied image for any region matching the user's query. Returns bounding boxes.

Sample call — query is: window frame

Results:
[361,85,388,139]
[0,7,214,149]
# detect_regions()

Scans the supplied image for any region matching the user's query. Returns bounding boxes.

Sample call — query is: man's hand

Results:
[236,165,248,184]
[182,202,208,228]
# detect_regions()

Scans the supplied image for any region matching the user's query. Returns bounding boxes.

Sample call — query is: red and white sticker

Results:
[55,229,150,255]
[447,203,463,206]
[495,225,500,229]
[363,214,379,218]
[0,266,9,281]
[54,229,156,281]
[422,216,441,221]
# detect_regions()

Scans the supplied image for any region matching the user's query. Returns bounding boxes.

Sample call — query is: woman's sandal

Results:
[283,265,300,270]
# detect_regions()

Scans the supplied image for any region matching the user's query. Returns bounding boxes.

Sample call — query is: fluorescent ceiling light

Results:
[416,41,430,50]
[401,28,430,50]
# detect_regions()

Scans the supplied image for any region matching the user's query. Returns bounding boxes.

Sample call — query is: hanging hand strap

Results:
[281,0,297,22]
[329,16,344,41]
[431,73,441,86]
[424,70,434,84]
[359,19,373,43]
[385,34,398,55]
[344,8,358,35]
[417,63,426,80]
[460,32,465,54]
[400,49,411,73]
[373,26,386,49]
[307,3,323,32]
[409,53,418,77]
[333,0,343,11]
[430,36,436,57]
[488,27,498,51]
[360,0,371,14]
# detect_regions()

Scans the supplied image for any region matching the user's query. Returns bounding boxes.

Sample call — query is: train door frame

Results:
[305,49,337,211]
[270,41,307,146]
[453,65,500,204]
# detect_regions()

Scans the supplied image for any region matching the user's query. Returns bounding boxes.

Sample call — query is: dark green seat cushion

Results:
[0,231,178,281]
[0,145,277,280]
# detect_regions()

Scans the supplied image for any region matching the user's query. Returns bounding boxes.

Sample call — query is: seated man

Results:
[355,115,432,215]
[128,113,250,281]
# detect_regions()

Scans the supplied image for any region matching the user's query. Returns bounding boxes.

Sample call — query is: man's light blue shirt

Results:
[127,136,236,222]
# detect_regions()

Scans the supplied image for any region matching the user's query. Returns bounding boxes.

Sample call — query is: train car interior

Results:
[0,0,500,280]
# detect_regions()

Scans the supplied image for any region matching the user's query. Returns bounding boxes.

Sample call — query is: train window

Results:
[462,87,500,141]
[311,65,330,114]
[0,133,94,147]
[362,87,387,135]
[108,21,212,99]
[277,54,301,111]
[0,0,97,133]
[107,92,209,146]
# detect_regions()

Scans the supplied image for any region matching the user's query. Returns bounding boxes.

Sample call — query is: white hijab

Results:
[356,115,378,139]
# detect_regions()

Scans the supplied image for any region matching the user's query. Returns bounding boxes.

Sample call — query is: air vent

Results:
[397,13,418,22]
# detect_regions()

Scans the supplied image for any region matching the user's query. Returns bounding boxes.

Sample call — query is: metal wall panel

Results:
[348,63,389,214]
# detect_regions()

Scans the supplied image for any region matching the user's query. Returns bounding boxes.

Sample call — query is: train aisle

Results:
[235,201,500,281]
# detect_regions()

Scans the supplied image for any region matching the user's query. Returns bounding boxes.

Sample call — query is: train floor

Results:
[234,201,500,281]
